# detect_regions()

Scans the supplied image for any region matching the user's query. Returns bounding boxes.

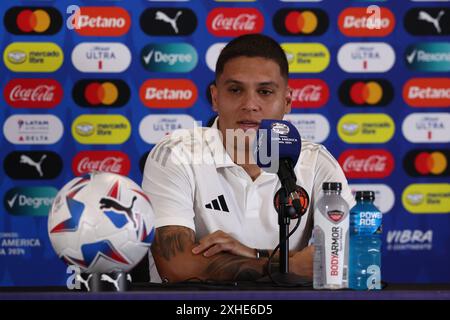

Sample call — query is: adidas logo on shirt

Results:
[205,194,229,212]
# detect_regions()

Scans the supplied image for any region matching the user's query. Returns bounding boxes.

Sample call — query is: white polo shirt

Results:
[142,119,355,282]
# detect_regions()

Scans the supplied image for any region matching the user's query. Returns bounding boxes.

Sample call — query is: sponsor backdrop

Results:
[0,0,449,286]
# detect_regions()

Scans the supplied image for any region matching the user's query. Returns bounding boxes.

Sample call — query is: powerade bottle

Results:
[349,191,382,290]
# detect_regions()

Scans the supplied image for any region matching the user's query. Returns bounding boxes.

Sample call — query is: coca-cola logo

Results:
[288,79,329,108]
[4,79,63,108]
[338,149,394,179]
[72,151,131,176]
[207,8,264,37]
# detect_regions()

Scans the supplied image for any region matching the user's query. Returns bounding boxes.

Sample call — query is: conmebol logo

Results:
[4,79,63,108]
[206,8,264,37]
[69,7,131,36]
[338,149,394,179]
[72,150,131,176]
[140,79,197,108]
[403,78,450,107]
[338,7,395,37]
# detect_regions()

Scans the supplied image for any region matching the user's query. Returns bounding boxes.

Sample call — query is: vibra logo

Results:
[72,114,131,144]
[405,7,450,36]
[141,43,197,72]
[402,113,450,143]
[283,114,330,143]
[4,187,57,216]
[71,43,131,73]
[349,183,394,213]
[386,229,433,251]
[206,8,264,37]
[339,149,394,179]
[140,79,197,108]
[402,183,450,214]
[339,79,394,106]
[288,79,329,108]
[4,151,63,180]
[139,114,196,144]
[3,114,63,145]
[281,43,330,73]
[4,79,63,108]
[72,79,130,108]
[405,42,450,72]
[338,113,395,143]
[403,149,449,177]
[72,151,131,176]
[273,8,328,36]
[4,6,62,35]
[3,42,63,72]
[140,8,197,36]
[403,78,450,107]
[338,7,395,37]
[338,42,395,73]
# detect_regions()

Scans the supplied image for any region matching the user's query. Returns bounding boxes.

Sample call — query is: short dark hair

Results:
[215,34,289,82]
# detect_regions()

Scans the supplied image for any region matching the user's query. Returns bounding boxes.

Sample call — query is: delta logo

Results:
[4,42,63,72]
[140,8,197,36]
[3,114,63,145]
[403,78,450,107]
[141,43,197,72]
[339,149,394,179]
[72,114,131,145]
[404,149,449,177]
[402,183,450,214]
[288,79,329,108]
[206,8,264,37]
[273,8,328,36]
[337,113,395,143]
[339,79,394,107]
[4,78,63,108]
[4,6,62,35]
[72,150,131,176]
[67,6,130,36]
[405,42,450,72]
[404,7,450,36]
[338,43,395,73]
[72,79,130,108]
[140,79,197,108]
[338,7,395,37]
[71,43,131,73]
[281,43,330,73]
[402,113,450,143]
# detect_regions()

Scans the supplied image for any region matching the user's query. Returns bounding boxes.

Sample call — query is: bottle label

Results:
[350,209,382,235]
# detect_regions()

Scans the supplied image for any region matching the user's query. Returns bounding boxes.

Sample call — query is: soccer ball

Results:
[48,171,155,274]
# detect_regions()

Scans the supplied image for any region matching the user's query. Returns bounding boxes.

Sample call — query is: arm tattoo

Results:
[205,254,264,281]
[152,226,195,261]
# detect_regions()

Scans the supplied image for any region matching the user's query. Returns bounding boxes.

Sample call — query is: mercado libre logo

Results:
[338,149,394,179]
[403,149,449,177]
[140,7,197,36]
[402,183,450,214]
[206,8,264,37]
[4,186,57,216]
[71,114,131,145]
[281,43,330,73]
[405,42,450,72]
[338,7,395,37]
[273,8,328,36]
[72,79,130,108]
[141,43,198,72]
[403,78,450,108]
[3,42,63,72]
[338,113,395,143]
[4,78,63,109]
[140,79,197,108]
[72,150,131,176]
[4,151,62,180]
[4,6,62,35]
[339,79,394,107]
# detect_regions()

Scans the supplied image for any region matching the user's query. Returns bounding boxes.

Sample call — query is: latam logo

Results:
[4,6,62,35]
[3,114,63,145]
[141,43,197,72]
[339,79,394,107]
[402,183,450,214]
[339,149,394,179]
[71,43,131,73]
[281,43,330,73]
[140,79,197,108]
[405,43,450,72]
[386,229,433,251]
[338,42,395,73]
[72,79,130,108]
[403,78,450,108]
[283,114,330,143]
[403,149,449,177]
[338,7,395,37]
[140,8,197,36]
[4,151,62,180]
[206,42,227,72]
[3,42,63,72]
[404,8,450,36]
[4,79,63,108]
[72,114,131,145]
[273,8,328,36]
[139,114,196,144]
[72,151,131,176]
[402,113,450,143]
[206,8,264,37]
[4,187,57,216]
[288,79,329,108]
[349,184,395,214]
[337,113,395,144]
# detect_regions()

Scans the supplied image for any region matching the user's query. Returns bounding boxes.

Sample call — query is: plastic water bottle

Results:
[349,191,382,290]
[313,182,349,289]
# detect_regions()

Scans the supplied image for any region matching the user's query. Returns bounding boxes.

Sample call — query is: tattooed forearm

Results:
[205,254,265,281]
[152,226,195,260]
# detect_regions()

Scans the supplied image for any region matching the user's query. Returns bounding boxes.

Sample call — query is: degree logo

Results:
[72,79,130,108]
[338,7,395,37]
[69,6,131,36]
[140,8,197,36]
[72,114,131,144]
[338,113,395,143]
[4,42,63,72]
[402,113,450,143]
[405,43,450,72]
[404,149,449,177]
[403,78,450,108]
[402,183,450,214]
[4,187,57,216]
[404,8,450,36]
[273,8,328,36]
[281,43,330,73]
[339,79,394,107]
[141,43,197,72]
[4,6,62,35]
[140,79,197,108]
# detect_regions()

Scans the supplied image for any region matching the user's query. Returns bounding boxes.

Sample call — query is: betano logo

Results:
[288,79,329,108]
[338,7,395,37]
[349,183,395,213]
[3,114,63,145]
[283,113,330,143]
[281,43,330,73]
[4,186,57,216]
[139,114,196,144]
[140,79,197,108]
[141,43,197,72]
[402,183,450,214]
[403,78,450,107]
[405,42,450,72]
[72,114,131,144]
[339,79,394,106]
[403,149,449,177]
[273,8,328,36]
[4,78,63,109]
[71,43,131,73]
[4,42,63,72]
[338,42,395,73]
[338,113,395,143]
[206,8,264,37]
[402,113,450,143]
[4,6,62,35]
[72,79,130,107]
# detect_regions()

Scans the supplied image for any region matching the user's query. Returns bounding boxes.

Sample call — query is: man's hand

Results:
[289,245,314,279]
[192,230,256,258]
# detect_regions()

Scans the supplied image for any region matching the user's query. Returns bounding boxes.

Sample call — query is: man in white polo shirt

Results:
[142,34,354,283]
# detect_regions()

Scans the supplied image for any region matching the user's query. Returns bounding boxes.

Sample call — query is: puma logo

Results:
[76,274,93,292]
[20,154,47,177]
[155,10,182,34]
[100,273,132,291]
[418,10,445,34]
[100,196,137,228]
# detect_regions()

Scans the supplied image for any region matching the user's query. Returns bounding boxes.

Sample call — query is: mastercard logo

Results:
[4,7,62,35]
[273,9,328,36]
[339,79,394,107]
[404,149,449,177]
[73,79,130,108]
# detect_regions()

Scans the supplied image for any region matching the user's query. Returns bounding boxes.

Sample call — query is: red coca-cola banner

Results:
[72,151,131,176]
[338,149,394,179]
[4,78,63,108]
[288,79,329,108]
[207,8,264,37]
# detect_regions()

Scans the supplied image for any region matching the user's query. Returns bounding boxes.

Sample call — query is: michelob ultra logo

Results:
[4,6,62,35]
[281,43,330,73]
[338,113,395,143]
[405,43,450,72]
[141,43,198,72]
[402,183,450,214]
[4,42,63,72]
[72,43,131,73]
[139,114,196,144]
[140,79,197,108]
[273,8,328,36]
[402,113,450,143]
[338,42,395,73]
[338,7,395,37]
[72,79,130,108]
[339,79,394,107]
[72,114,131,144]
[4,186,57,216]
[403,78,450,107]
